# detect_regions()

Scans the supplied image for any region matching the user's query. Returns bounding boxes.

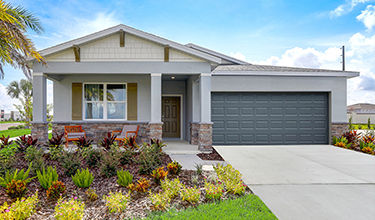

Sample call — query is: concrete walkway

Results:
[215,145,375,220]
[164,140,226,170]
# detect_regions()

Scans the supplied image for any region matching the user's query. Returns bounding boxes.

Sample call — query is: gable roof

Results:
[186,43,249,65]
[32,24,221,63]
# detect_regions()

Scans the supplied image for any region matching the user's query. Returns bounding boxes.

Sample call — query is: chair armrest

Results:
[125,131,138,138]
[112,130,122,135]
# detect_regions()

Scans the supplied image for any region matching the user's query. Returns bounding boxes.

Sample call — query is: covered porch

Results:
[31,62,213,151]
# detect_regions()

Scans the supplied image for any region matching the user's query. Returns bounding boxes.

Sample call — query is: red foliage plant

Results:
[362,135,375,144]
[15,135,38,152]
[342,130,359,143]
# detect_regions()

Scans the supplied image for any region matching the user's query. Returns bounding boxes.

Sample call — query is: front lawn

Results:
[0,128,31,138]
[147,194,277,220]
[0,121,25,124]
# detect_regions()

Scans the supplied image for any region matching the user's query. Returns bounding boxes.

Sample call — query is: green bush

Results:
[61,152,81,176]
[117,169,133,187]
[161,178,182,199]
[138,143,163,174]
[0,144,17,175]
[119,148,134,165]
[0,163,34,187]
[25,146,45,175]
[72,168,94,188]
[100,147,120,178]
[36,166,58,189]
[86,148,102,168]
[6,179,27,198]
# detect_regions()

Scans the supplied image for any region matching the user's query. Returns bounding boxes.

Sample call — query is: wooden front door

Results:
[162,96,180,138]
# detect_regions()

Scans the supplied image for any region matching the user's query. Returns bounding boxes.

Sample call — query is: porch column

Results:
[31,73,48,143]
[190,73,213,151]
[199,73,211,123]
[149,73,163,140]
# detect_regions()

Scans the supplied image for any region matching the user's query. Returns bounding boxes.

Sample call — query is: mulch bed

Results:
[197,148,224,161]
[0,148,249,219]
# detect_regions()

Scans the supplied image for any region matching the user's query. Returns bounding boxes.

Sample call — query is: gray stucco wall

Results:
[53,74,151,122]
[211,75,347,123]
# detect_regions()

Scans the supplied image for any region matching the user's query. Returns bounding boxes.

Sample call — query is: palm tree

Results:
[7,79,33,125]
[0,0,44,79]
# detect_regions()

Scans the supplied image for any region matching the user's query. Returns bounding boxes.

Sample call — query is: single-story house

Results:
[347,103,375,124]
[29,24,359,150]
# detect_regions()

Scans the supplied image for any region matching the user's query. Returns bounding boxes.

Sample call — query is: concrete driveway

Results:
[214,145,375,220]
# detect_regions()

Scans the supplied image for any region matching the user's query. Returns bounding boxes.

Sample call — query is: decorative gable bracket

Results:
[72,45,80,62]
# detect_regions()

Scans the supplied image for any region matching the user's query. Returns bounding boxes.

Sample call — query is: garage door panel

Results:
[212,92,328,145]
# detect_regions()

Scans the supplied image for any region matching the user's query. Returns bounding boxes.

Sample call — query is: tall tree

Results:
[0,0,44,79]
[7,79,32,125]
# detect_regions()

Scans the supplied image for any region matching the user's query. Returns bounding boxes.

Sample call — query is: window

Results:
[84,83,127,120]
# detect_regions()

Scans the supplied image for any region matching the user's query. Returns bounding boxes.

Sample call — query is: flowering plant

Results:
[180,185,200,204]
[149,191,170,211]
[204,181,224,200]
[54,197,85,220]
[103,191,130,213]
[0,192,38,220]
[161,178,182,198]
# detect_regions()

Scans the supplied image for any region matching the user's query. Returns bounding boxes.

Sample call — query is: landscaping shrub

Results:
[332,136,351,148]
[214,164,246,195]
[342,130,359,144]
[6,179,27,198]
[167,161,182,175]
[47,180,66,199]
[0,192,38,220]
[151,167,168,184]
[74,136,93,148]
[180,185,201,204]
[100,147,120,178]
[8,125,25,130]
[25,146,45,175]
[149,191,170,211]
[0,135,13,148]
[123,136,138,150]
[85,188,98,201]
[86,148,102,168]
[204,181,224,200]
[195,164,203,176]
[36,166,58,189]
[54,197,85,220]
[128,178,150,193]
[138,143,163,174]
[117,169,133,187]
[0,163,34,187]
[44,133,64,160]
[72,168,94,188]
[150,138,166,150]
[61,151,81,176]
[0,144,17,175]
[161,178,182,199]
[100,132,117,150]
[362,134,375,143]
[119,148,134,165]
[103,191,130,213]
[15,135,38,152]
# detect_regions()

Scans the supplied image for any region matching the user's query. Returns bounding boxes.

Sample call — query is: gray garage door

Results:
[212,92,329,145]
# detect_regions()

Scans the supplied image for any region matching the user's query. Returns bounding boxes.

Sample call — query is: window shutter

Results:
[72,83,82,120]
[127,83,138,120]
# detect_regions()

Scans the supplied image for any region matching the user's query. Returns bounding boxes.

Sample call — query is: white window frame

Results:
[82,82,128,120]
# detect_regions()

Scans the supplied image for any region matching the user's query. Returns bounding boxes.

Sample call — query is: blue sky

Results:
[1,0,375,111]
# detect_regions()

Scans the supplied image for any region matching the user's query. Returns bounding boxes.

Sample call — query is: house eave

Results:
[212,71,360,78]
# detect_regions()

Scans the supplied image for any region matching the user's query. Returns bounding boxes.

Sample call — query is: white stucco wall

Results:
[211,75,348,123]
[348,112,375,124]
[45,33,204,62]
[53,74,151,122]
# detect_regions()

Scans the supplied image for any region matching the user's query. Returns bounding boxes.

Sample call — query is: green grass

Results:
[351,124,375,130]
[0,121,25,124]
[145,194,277,220]
[0,128,31,138]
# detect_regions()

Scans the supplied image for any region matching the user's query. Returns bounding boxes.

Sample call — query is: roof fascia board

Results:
[212,71,360,78]
[186,43,249,65]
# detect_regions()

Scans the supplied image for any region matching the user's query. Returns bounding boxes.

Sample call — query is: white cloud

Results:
[229,52,247,62]
[0,84,19,112]
[230,31,375,105]
[330,0,372,17]
[357,5,375,30]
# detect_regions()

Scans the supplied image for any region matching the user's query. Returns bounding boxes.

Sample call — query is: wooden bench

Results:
[64,125,86,147]
[112,125,140,146]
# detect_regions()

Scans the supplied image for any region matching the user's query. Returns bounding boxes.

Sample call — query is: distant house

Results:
[347,103,375,124]
[0,110,21,121]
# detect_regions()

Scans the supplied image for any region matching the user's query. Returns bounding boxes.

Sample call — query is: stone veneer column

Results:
[31,122,49,143]
[191,122,213,152]
[331,122,349,138]
[148,123,163,141]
